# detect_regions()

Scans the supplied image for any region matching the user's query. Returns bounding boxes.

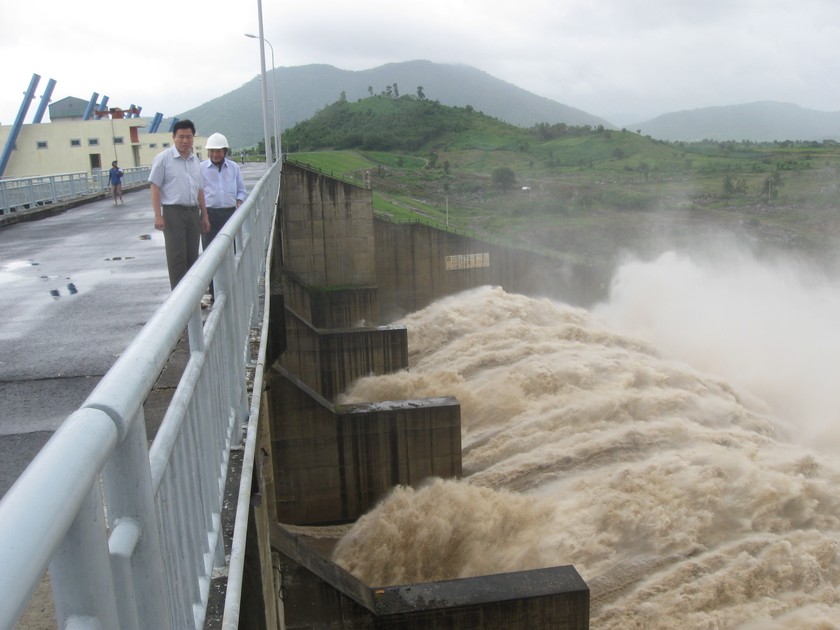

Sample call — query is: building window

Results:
[149,143,157,148]
[36,141,48,149]
[113,137,124,145]
[88,138,99,146]
[162,143,171,148]
[70,139,81,147]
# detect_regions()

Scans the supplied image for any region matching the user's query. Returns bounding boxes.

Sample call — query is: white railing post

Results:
[50,482,120,628]
[0,407,118,628]
[218,246,250,429]
[101,408,172,630]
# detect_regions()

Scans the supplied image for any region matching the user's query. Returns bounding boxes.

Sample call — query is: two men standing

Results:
[148,122,246,292]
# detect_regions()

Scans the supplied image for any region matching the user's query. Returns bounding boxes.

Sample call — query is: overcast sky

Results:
[2,0,840,128]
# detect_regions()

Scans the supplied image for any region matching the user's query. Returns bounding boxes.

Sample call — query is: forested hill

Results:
[283,95,529,152]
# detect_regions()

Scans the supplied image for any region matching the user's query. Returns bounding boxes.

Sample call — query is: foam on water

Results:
[332,251,840,629]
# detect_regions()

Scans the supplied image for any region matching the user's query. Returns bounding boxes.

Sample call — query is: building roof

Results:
[49,96,89,120]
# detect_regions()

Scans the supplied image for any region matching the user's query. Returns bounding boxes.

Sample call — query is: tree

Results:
[763,171,783,201]
[392,83,399,98]
[416,85,425,100]
[491,166,516,191]
[723,174,736,195]
[368,85,373,96]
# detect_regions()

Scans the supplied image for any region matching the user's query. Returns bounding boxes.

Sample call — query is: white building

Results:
[0,97,206,179]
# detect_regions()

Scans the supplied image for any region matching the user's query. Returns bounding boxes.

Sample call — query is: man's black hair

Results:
[172,119,196,135]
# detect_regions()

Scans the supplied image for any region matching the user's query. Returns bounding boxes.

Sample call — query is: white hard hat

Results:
[206,132,229,149]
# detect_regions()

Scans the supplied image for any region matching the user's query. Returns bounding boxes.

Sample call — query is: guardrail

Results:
[0,160,282,628]
[0,167,150,215]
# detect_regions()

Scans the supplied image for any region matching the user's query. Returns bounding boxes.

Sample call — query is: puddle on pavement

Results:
[0,260,40,285]
[3,260,39,270]
[50,283,79,300]
[47,269,113,300]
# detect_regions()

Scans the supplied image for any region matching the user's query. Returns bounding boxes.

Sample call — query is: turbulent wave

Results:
[332,252,840,629]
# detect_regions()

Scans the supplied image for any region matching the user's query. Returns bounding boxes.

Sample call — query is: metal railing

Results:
[0,160,282,628]
[0,167,150,215]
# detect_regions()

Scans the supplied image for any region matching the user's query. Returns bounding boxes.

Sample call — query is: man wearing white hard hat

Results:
[200,132,247,303]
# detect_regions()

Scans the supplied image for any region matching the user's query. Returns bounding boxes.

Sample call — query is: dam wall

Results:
[279,306,409,402]
[272,518,590,630]
[251,161,589,628]
[271,162,463,524]
[373,219,607,321]
[279,163,377,290]
[266,367,461,525]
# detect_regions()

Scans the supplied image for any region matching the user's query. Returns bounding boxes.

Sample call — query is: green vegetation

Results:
[283,96,840,268]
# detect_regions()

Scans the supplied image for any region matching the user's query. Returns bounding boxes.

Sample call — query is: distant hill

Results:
[632,101,840,142]
[177,60,613,149]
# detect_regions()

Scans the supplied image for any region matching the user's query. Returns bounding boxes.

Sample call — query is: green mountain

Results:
[283,94,539,152]
[176,60,612,149]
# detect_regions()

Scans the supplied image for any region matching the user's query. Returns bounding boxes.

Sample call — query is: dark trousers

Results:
[201,206,236,296]
[201,207,236,251]
[162,204,200,289]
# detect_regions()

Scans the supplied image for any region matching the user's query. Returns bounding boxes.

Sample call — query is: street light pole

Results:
[264,38,281,160]
[245,32,281,162]
[246,2,271,166]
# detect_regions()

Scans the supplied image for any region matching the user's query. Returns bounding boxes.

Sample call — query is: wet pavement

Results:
[0,163,268,499]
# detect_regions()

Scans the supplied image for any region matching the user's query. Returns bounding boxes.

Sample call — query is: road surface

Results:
[0,163,267,498]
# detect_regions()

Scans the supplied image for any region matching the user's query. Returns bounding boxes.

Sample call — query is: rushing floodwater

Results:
[332,249,840,629]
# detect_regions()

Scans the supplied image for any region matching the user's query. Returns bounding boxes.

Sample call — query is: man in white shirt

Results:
[148,119,210,289]
[201,132,246,250]
[200,132,247,300]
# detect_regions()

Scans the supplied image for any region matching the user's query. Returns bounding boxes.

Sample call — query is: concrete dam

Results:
[244,161,594,628]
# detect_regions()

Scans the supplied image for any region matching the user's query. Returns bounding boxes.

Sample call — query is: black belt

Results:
[163,204,198,211]
[208,206,236,211]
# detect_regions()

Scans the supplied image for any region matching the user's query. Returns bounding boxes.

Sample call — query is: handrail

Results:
[222,192,278,628]
[0,167,150,215]
[0,160,282,628]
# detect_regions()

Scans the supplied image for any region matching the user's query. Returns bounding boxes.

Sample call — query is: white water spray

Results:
[332,251,840,629]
